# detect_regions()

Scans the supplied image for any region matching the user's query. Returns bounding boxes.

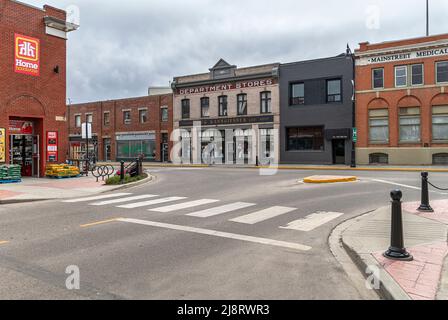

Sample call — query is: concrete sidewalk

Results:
[340,202,448,300]
[0,175,150,204]
[98,161,448,173]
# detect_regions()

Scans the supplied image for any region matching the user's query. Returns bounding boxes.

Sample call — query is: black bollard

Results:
[120,161,125,184]
[418,172,434,212]
[384,190,413,261]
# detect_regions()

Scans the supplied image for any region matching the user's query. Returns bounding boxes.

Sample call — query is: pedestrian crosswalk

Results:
[65,193,345,232]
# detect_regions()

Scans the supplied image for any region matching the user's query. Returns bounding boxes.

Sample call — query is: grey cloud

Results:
[24,0,448,103]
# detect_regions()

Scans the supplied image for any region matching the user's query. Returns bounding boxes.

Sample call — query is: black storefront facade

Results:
[279,55,355,165]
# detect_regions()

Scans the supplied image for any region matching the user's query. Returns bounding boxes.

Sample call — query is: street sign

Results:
[82,122,92,139]
[352,128,358,143]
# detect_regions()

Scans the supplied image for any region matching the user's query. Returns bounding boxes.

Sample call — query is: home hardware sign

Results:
[179,115,274,127]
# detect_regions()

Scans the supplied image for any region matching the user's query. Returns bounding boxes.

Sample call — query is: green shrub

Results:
[105,173,147,185]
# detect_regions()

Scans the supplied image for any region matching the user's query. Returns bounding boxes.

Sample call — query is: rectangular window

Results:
[86,114,93,124]
[181,99,190,119]
[290,83,305,105]
[103,112,110,126]
[436,61,448,83]
[395,66,408,87]
[123,111,131,125]
[327,79,342,103]
[237,94,247,115]
[372,68,384,89]
[369,109,389,143]
[286,126,324,151]
[399,107,421,143]
[201,97,210,118]
[161,107,169,122]
[260,91,271,114]
[411,64,424,86]
[432,106,448,141]
[218,96,228,117]
[75,115,81,128]
[139,109,148,124]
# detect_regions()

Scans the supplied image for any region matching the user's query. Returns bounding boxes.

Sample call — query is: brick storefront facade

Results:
[0,0,76,177]
[172,59,280,165]
[67,94,173,162]
[355,34,448,165]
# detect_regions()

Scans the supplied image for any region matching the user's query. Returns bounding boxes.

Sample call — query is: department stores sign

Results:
[179,115,274,127]
[357,46,448,66]
[176,78,276,95]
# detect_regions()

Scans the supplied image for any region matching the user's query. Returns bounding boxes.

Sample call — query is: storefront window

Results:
[399,107,421,143]
[237,94,247,115]
[411,64,424,86]
[436,61,448,83]
[75,115,81,128]
[327,79,342,102]
[286,127,324,151]
[182,99,190,119]
[369,109,389,143]
[123,111,131,125]
[432,106,448,141]
[103,112,110,126]
[372,68,384,89]
[290,83,305,105]
[139,109,148,124]
[117,139,156,160]
[218,96,228,117]
[395,66,408,87]
[161,107,169,122]
[201,97,210,118]
[260,92,271,114]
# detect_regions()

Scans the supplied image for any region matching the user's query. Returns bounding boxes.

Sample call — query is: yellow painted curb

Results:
[303,176,358,184]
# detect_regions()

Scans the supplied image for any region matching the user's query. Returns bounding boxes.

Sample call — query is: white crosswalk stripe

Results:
[230,206,297,225]
[63,193,133,203]
[117,197,187,209]
[280,211,344,232]
[150,199,220,213]
[90,195,159,206]
[187,202,256,218]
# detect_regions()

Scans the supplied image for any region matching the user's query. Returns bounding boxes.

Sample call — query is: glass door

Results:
[32,135,40,177]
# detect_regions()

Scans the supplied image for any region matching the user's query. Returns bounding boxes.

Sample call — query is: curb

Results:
[96,162,448,173]
[0,174,154,205]
[334,208,411,300]
[105,173,154,191]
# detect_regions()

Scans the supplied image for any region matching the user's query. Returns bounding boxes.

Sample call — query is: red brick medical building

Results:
[0,0,77,176]
[67,94,173,162]
[355,34,448,165]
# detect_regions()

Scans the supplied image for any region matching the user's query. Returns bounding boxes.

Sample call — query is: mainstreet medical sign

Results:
[357,47,448,66]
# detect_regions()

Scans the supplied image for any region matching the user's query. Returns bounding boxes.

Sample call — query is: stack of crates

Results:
[45,164,81,178]
[0,165,22,183]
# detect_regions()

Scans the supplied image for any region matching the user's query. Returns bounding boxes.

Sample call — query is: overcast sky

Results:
[24,0,448,103]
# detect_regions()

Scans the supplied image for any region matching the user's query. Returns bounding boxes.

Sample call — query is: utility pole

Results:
[426,0,430,36]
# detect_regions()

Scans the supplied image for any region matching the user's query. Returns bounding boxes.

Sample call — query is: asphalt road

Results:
[1,168,448,300]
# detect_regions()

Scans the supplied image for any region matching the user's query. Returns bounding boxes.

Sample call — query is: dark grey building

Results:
[279,55,354,165]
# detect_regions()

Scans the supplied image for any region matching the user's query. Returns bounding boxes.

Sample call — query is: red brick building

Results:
[67,94,173,162]
[0,0,77,177]
[355,34,448,165]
